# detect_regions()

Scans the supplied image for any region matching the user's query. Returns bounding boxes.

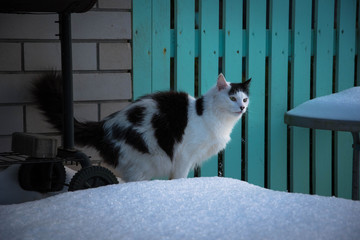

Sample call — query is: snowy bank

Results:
[1,176,360,240]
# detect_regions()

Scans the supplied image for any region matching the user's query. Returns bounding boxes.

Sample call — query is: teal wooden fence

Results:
[133,0,360,199]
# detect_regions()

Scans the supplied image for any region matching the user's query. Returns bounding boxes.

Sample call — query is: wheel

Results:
[68,166,119,191]
[18,162,66,192]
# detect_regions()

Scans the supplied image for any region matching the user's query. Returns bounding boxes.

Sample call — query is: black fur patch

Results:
[74,120,103,147]
[195,97,204,116]
[75,120,120,167]
[229,79,251,95]
[32,71,64,131]
[111,125,149,154]
[127,106,146,126]
[33,72,123,167]
[151,92,189,159]
[98,137,121,167]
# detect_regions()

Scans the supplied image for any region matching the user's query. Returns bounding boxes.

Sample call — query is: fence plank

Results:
[334,0,356,199]
[245,0,266,187]
[132,0,152,99]
[268,0,289,191]
[312,0,335,196]
[174,0,195,178]
[198,0,219,177]
[355,2,360,86]
[152,0,171,92]
[290,0,312,194]
[174,0,195,94]
[223,0,243,180]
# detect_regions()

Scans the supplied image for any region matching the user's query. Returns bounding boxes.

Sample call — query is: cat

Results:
[32,72,250,182]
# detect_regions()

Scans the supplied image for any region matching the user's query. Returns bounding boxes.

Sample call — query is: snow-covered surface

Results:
[288,87,360,121]
[1,167,360,240]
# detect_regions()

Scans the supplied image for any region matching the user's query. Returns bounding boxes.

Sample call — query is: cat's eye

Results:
[243,98,248,103]
[229,96,237,102]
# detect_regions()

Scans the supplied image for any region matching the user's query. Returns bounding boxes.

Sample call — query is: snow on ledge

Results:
[288,87,360,121]
[1,176,360,240]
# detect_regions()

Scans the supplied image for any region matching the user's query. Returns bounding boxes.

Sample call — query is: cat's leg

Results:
[169,158,193,180]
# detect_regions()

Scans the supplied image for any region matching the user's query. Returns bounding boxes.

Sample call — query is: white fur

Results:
[103,74,249,181]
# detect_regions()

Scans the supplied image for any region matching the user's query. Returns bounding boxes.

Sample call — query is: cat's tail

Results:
[31,71,104,148]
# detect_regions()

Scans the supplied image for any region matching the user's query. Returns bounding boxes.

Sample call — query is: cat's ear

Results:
[217,73,229,91]
[242,78,251,91]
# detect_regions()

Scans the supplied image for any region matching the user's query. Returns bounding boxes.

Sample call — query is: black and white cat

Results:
[32,72,250,182]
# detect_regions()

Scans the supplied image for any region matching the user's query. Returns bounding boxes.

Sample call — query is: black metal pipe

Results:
[352,132,360,200]
[59,12,74,150]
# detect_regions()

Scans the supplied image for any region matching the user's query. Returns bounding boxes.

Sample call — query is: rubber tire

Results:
[18,162,66,192]
[68,166,119,191]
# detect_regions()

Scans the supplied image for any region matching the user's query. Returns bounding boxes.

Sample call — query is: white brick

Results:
[0,14,58,39]
[99,43,132,70]
[0,74,38,103]
[0,43,21,71]
[100,101,130,119]
[72,11,131,39]
[73,73,132,101]
[24,43,61,70]
[74,103,98,122]
[0,136,12,152]
[0,106,23,135]
[98,0,131,9]
[26,105,58,133]
[73,43,97,70]
[24,42,97,71]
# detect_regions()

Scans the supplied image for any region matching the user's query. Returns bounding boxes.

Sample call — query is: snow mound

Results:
[1,177,360,240]
[288,87,360,121]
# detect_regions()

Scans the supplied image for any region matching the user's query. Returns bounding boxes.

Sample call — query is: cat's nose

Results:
[240,106,245,111]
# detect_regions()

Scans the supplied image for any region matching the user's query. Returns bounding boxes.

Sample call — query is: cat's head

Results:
[213,73,251,117]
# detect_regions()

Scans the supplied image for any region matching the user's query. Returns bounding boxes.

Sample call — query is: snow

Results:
[1,167,360,240]
[288,87,360,121]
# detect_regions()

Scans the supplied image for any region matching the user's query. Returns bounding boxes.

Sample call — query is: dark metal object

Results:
[0,0,97,13]
[0,152,85,167]
[18,162,66,192]
[0,152,62,166]
[218,151,224,177]
[194,165,201,177]
[57,148,92,168]
[0,0,120,193]
[352,132,360,200]
[59,12,75,151]
[285,93,360,200]
[68,166,119,191]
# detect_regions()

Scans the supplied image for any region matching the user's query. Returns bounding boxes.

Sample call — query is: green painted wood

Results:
[312,0,334,196]
[174,0,195,94]
[198,0,219,177]
[357,1,360,87]
[132,0,358,197]
[222,0,243,180]
[245,0,266,187]
[334,0,356,199]
[290,0,312,194]
[267,0,289,191]
[132,0,152,100]
[152,0,171,92]
[174,0,196,178]
[170,28,341,59]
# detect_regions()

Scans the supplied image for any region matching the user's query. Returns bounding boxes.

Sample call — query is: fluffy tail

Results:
[32,71,103,147]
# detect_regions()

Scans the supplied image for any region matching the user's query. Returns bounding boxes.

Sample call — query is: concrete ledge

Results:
[12,132,57,158]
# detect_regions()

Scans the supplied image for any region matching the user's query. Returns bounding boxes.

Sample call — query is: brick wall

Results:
[0,0,132,161]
